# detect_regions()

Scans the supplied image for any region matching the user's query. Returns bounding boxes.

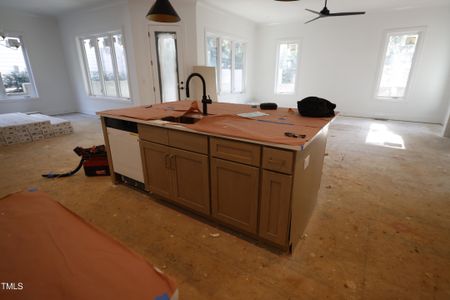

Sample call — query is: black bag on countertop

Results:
[297,96,336,117]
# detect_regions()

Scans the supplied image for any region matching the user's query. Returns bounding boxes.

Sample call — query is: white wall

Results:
[0,6,76,115]
[444,108,450,137]
[196,1,257,103]
[442,73,450,137]
[128,0,198,105]
[58,1,140,115]
[254,6,450,124]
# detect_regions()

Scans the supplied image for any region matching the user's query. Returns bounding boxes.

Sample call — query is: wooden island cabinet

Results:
[139,125,210,216]
[100,113,330,252]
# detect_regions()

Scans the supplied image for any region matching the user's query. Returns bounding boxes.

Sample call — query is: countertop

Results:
[97,100,335,151]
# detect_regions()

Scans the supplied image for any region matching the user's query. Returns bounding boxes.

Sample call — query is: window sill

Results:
[219,92,246,96]
[0,96,38,103]
[375,96,405,102]
[275,92,296,96]
[89,96,132,102]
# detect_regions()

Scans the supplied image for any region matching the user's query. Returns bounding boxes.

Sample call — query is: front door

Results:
[149,25,185,103]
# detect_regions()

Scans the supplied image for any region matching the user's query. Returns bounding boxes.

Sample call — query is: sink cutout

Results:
[161,116,201,124]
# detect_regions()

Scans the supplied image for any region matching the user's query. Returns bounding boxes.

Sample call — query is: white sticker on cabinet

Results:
[304,155,310,170]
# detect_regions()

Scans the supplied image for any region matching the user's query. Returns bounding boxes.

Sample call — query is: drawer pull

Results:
[268,158,285,166]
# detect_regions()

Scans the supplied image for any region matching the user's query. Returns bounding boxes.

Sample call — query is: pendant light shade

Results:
[146,0,181,23]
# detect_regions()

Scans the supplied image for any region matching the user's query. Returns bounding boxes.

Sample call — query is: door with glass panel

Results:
[149,26,185,103]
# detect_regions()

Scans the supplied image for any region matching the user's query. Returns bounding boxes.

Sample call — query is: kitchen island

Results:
[97,100,334,252]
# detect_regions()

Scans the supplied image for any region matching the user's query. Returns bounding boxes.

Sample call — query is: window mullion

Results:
[94,37,106,96]
[0,75,6,97]
[109,34,121,97]
[217,37,222,95]
[231,41,235,93]
[242,43,246,93]
[80,39,94,96]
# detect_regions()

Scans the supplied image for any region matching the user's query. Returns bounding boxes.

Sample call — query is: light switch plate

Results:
[304,155,310,170]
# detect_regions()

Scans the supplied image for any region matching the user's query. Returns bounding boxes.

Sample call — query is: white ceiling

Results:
[0,0,116,16]
[0,0,448,20]
[200,0,450,24]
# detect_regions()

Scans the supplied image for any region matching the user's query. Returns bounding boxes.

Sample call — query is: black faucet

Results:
[185,72,212,116]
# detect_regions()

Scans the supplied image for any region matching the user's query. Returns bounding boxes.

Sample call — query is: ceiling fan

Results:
[304,0,365,24]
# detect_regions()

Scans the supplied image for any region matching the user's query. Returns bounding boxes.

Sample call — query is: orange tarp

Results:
[0,191,177,300]
[100,101,201,120]
[186,114,325,146]
[99,100,334,147]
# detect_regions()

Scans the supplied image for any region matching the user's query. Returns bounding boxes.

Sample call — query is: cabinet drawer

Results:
[168,130,208,154]
[210,138,260,166]
[138,124,168,145]
[263,147,294,174]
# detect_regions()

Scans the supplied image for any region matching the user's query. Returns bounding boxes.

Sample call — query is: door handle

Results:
[165,154,170,169]
[170,154,176,170]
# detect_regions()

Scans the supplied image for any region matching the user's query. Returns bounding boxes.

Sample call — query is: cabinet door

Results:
[140,141,172,199]
[259,170,292,246]
[211,158,259,234]
[170,148,210,215]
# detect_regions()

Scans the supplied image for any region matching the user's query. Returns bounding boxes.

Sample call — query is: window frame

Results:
[274,39,301,96]
[78,30,131,101]
[374,27,425,101]
[0,33,38,101]
[205,32,247,95]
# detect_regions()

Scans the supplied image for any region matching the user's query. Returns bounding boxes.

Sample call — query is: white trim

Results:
[117,29,132,100]
[205,30,247,96]
[274,39,301,96]
[148,24,186,103]
[94,36,106,95]
[109,35,121,97]
[79,37,94,96]
[88,95,131,102]
[78,30,131,100]
[0,33,38,101]
[374,26,426,101]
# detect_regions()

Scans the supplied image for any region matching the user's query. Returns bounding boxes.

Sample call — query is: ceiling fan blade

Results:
[304,16,322,24]
[305,9,322,15]
[328,11,366,16]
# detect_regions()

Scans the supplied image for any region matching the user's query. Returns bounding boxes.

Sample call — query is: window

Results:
[0,34,37,100]
[376,30,422,99]
[79,31,130,99]
[275,41,299,95]
[206,34,246,94]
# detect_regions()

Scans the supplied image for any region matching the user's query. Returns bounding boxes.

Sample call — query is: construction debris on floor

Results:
[0,113,73,145]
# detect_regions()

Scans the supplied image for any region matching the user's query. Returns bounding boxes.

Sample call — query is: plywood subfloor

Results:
[1,114,449,299]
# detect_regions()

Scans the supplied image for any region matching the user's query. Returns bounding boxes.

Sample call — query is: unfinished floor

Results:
[0,114,449,299]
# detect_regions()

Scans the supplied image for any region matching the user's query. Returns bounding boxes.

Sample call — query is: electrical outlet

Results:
[304,155,310,170]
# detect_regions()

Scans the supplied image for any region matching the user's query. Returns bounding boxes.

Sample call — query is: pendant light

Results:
[146,0,181,23]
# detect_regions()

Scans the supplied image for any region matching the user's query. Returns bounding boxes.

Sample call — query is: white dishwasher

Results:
[106,120,144,183]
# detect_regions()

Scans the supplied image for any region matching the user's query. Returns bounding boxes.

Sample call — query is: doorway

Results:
[149,25,185,103]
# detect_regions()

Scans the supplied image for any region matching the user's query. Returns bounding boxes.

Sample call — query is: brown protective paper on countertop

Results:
[186,114,326,146]
[100,100,201,120]
[99,100,334,147]
[0,191,177,300]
